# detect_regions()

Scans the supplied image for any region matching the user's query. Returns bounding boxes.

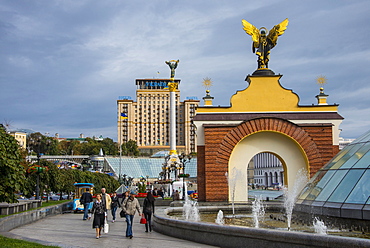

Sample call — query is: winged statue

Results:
[242,19,289,70]
[165,60,180,79]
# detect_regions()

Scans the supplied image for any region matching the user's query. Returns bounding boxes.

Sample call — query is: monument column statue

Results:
[165,60,179,80]
[165,60,180,91]
[165,60,180,165]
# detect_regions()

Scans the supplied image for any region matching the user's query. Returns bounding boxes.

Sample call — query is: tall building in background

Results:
[117,78,199,155]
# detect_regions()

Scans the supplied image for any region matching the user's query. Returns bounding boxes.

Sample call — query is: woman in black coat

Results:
[142,192,155,232]
[92,194,106,239]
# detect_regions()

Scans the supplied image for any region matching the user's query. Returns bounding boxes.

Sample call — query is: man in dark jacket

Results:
[80,188,93,220]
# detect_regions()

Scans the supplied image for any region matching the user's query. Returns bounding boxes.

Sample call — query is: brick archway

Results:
[198,117,329,202]
[218,117,323,171]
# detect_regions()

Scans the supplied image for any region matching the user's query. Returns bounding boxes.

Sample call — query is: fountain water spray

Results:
[283,168,308,230]
[215,210,224,225]
[313,217,327,235]
[252,195,265,228]
[225,167,243,216]
[183,193,200,221]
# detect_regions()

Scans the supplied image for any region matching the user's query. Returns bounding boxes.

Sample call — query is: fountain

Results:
[215,210,224,225]
[182,194,200,222]
[313,217,327,235]
[225,167,243,216]
[283,168,308,230]
[252,195,265,228]
[155,131,370,247]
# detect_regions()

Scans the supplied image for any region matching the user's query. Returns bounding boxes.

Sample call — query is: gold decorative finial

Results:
[202,77,213,96]
[316,75,327,87]
[316,75,327,93]
[202,77,213,90]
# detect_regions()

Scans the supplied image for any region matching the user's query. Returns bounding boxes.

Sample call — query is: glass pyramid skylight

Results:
[297,130,370,220]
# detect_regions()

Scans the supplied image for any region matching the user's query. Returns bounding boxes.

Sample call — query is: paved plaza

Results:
[6,208,217,248]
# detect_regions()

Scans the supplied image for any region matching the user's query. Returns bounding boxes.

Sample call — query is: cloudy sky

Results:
[1,0,369,141]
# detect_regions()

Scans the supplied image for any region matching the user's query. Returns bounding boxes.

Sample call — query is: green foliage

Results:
[58,137,119,156]
[69,169,120,194]
[27,133,59,155]
[0,130,123,201]
[22,164,120,198]
[26,132,146,157]
[0,128,25,203]
[57,169,75,196]
[101,137,119,155]
[122,139,140,156]
[0,235,58,247]
[138,182,147,193]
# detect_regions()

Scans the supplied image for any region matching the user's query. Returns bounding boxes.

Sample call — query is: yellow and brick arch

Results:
[201,117,330,202]
[217,117,324,174]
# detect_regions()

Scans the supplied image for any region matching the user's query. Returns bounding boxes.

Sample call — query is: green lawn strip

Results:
[0,200,71,218]
[0,235,58,247]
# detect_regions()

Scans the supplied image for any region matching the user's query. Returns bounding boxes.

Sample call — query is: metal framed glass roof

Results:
[104,157,197,179]
[297,130,370,220]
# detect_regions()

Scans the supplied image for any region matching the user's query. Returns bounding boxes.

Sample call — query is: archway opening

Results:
[228,131,309,203]
[249,152,285,190]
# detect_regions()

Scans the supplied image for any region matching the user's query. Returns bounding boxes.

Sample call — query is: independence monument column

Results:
[165,60,180,178]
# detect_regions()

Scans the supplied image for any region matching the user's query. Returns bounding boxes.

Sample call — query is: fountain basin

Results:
[153,204,370,248]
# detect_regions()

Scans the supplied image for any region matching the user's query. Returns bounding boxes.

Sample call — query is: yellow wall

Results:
[197,75,338,113]
[229,131,309,202]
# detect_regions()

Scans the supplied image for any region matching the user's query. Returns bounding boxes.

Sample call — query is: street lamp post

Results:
[36,152,41,200]
[161,155,171,180]
[29,134,51,200]
[179,153,192,200]
[29,135,42,200]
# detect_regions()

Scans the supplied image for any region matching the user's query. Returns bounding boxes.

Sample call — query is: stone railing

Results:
[0,201,42,216]
[0,201,71,232]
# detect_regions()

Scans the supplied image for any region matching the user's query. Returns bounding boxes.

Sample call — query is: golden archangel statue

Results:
[242,19,288,70]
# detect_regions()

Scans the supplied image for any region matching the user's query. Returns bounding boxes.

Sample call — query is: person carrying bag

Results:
[121,191,142,239]
[119,191,129,218]
[104,217,109,234]
[91,194,106,239]
[142,191,155,232]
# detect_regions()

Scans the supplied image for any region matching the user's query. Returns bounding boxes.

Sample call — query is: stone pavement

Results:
[7,208,217,248]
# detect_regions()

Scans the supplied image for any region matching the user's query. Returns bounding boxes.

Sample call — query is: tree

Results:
[122,140,140,157]
[0,127,25,203]
[71,169,120,194]
[41,161,60,201]
[101,138,118,155]
[58,169,75,199]
[27,132,59,155]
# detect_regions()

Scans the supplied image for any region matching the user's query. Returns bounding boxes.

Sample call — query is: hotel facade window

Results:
[117,79,199,155]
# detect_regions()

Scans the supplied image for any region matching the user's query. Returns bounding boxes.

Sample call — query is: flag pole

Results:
[119,112,122,183]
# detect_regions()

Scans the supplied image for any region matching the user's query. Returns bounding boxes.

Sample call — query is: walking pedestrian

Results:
[143,191,155,232]
[92,194,107,239]
[111,192,120,223]
[80,188,93,220]
[122,191,142,239]
[173,190,180,200]
[101,187,112,220]
[121,191,129,204]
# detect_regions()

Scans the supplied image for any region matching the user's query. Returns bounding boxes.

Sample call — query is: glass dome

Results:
[296,130,370,221]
